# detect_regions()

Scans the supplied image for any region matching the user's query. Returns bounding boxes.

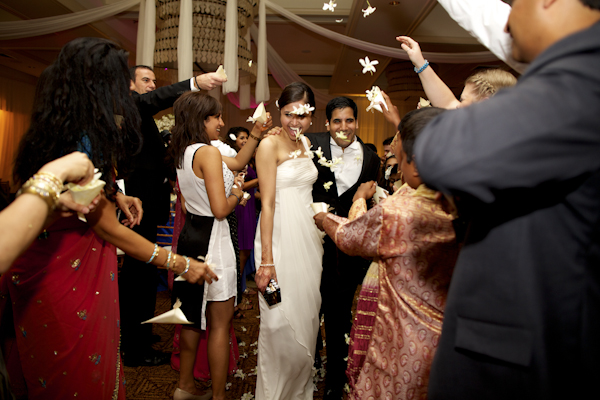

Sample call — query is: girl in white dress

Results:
[254,82,325,399]
[170,92,271,400]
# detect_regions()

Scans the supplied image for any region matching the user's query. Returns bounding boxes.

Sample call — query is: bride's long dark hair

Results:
[13,37,141,198]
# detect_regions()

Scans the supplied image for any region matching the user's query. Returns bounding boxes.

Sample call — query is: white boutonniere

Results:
[323,181,333,191]
[359,56,379,75]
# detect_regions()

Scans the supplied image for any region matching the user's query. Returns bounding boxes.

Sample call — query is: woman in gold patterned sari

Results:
[314,107,460,400]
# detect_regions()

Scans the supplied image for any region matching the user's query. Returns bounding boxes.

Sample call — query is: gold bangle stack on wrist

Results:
[17,172,63,212]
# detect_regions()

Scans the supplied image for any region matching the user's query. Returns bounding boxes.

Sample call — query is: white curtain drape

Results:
[250,24,333,108]
[222,0,239,94]
[255,0,269,102]
[178,0,193,80]
[0,0,140,40]
[262,0,499,64]
[138,0,155,67]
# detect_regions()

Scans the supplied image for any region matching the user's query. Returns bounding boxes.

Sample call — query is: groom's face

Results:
[327,107,357,149]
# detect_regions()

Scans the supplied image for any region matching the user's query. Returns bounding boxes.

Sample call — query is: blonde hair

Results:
[465,68,517,101]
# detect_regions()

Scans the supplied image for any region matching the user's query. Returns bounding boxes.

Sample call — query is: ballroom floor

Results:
[123,281,330,400]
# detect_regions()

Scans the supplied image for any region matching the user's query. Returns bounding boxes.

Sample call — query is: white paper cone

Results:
[311,202,329,213]
[142,308,193,324]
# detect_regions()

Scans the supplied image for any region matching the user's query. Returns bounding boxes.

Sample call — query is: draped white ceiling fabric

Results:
[222,0,240,94]
[177,0,193,80]
[0,0,140,40]
[138,0,155,68]
[262,0,500,64]
[250,24,333,108]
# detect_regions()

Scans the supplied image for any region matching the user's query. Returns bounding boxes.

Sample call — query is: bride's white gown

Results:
[254,139,324,400]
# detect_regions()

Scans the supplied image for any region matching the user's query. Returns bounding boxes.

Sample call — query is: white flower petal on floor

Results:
[323,0,337,12]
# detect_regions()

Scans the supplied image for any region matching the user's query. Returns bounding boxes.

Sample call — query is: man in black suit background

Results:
[305,97,380,399]
[119,66,225,366]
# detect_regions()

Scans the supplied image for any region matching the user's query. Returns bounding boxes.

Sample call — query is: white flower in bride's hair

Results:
[289,150,302,159]
[275,99,279,109]
[229,133,237,141]
[359,56,379,75]
[290,103,315,115]
[323,181,333,191]
[323,0,337,12]
[362,1,376,17]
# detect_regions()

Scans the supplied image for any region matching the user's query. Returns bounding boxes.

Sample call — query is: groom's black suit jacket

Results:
[304,132,380,269]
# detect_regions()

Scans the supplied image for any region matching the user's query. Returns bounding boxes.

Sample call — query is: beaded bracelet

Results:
[165,251,173,270]
[260,263,275,267]
[414,60,430,74]
[180,256,191,276]
[146,243,159,264]
[248,131,261,142]
[231,193,241,204]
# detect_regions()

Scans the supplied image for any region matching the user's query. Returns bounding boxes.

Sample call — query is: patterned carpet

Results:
[123,284,329,400]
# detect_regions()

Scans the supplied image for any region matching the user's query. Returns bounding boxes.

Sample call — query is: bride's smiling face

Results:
[280,100,312,142]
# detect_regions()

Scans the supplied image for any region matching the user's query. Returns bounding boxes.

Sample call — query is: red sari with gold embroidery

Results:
[0,216,124,399]
[323,184,459,400]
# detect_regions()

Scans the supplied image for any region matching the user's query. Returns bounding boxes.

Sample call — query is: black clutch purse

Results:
[261,279,281,306]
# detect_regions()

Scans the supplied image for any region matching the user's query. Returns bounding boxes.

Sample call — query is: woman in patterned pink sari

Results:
[315,108,459,400]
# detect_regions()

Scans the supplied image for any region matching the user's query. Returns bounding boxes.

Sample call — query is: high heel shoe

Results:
[173,388,212,400]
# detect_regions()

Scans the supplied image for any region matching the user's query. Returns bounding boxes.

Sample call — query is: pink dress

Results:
[323,184,459,400]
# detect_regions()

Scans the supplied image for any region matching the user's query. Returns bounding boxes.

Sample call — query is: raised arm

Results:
[222,115,273,172]
[254,137,278,292]
[397,36,462,109]
[436,0,528,74]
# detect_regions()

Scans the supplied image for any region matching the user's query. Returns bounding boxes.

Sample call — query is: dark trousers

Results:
[320,236,368,397]
[119,215,159,358]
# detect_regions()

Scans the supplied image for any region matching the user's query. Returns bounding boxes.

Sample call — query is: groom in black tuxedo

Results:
[305,97,380,399]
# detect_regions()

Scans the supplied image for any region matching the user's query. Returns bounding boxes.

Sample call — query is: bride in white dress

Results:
[254,82,324,399]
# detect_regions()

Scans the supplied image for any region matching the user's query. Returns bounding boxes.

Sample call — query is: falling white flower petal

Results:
[362,5,376,17]
[323,1,337,12]
[241,392,255,400]
[250,341,258,347]
[359,56,379,75]
[304,150,315,159]
[241,326,247,332]
[323,181,333,191]
[336,18,343,23]
[345,333,350,344]
[240,352,248,358]
[248,367,258,376]
[344,383,351,393]
[248,60,253,67]
[252,348,258,355]
[225,382,232,390]
[239,341,246,347]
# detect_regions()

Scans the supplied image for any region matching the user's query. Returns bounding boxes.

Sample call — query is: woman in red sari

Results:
[1,37,216,400]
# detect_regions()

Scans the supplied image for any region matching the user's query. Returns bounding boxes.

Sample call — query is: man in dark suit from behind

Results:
[305,97,380,399]
[119,65,224,366]
[414,0,600,398]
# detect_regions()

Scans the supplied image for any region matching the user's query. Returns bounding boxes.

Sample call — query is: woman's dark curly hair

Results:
[13,37,141,199]
[170,91,222,169]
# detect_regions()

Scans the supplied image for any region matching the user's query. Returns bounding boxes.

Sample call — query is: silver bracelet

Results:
[260,263,275,267]
[179,256,191,276]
